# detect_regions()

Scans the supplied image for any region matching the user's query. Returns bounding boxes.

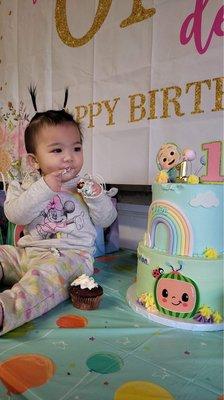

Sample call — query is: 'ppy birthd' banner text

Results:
[0,0,223,184]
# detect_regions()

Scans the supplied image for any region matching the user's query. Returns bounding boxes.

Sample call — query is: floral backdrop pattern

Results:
[0,102,29,180]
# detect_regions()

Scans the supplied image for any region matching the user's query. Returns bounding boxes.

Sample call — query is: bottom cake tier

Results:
[131,241,223,331]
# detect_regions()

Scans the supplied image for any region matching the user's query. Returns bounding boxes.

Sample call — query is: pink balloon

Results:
[183,149,196,161]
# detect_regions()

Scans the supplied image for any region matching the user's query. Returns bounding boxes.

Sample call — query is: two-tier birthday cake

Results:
[127,141,224,331]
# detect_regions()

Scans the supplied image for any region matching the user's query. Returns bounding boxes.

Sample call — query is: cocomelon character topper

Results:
[156,143,183,183]
[155,143,207,184]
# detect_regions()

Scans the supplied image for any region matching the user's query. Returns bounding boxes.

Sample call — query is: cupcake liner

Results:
[70,293,103,310]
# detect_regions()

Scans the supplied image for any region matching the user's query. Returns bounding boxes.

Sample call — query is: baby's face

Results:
[157,144,182,170]
[32,123,83,181]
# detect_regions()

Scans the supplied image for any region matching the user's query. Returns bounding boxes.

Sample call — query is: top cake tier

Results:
[147,183,223,258]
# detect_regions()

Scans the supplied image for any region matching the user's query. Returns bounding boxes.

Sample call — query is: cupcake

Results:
[69,274,103,310]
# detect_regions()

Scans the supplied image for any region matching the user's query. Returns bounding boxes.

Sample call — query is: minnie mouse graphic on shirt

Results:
[36,195,84,239]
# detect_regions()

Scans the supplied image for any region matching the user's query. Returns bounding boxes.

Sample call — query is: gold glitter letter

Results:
[212,77,224,112]
[120,0,156,27]
[147,89,159,120]
[129,93,146,122]
[186,79,211,114]
[161,86,185,118]
[74,105,88,123]
[88,102,102,128]
[102,97,120,126]
[55,0,112,47]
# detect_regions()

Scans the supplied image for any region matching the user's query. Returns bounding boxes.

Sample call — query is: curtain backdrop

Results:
[0,0,223,184]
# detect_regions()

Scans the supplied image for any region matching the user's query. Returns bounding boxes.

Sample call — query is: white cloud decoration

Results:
[189,191,219,208]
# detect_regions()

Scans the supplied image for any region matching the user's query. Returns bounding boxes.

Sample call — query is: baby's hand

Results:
[77,179,102,198]
[44,170,64,192]
[91,182,102,197]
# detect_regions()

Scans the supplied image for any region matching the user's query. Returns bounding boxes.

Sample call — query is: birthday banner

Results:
[0,0,223,184]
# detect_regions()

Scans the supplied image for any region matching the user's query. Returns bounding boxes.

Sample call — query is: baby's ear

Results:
[27,153,39,170]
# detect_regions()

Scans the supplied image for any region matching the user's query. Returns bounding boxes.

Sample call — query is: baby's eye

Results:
[163,158,167,162]
[74,146,82,152]
[170,151,174,155]
[52,148,62,153]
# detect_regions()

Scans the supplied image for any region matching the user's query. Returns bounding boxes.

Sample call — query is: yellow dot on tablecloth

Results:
[114,381,174,400]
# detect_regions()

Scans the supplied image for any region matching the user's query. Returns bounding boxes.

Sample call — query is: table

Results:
[0,250,223,400]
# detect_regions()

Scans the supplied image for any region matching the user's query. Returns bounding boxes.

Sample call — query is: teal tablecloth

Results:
[0,250,223,399]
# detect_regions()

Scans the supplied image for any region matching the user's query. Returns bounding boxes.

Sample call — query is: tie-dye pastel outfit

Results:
[0,176,117,335]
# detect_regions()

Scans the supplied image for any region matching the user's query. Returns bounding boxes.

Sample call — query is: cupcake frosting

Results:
[71,274,98,290]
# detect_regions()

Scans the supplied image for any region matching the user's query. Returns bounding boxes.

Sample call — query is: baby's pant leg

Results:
[0,250,93,336]
[0,245,27,285]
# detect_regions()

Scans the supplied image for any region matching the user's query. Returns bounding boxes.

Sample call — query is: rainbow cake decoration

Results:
[127,140,223,331]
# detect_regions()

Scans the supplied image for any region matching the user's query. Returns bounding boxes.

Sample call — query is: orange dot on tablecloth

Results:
[56,314,88,328]
[114,381,174,400]
[0,354,56,395]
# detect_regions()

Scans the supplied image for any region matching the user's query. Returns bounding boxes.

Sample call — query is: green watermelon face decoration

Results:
[154,272,200,318]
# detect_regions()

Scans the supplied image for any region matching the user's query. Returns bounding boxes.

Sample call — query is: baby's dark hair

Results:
[25,86,83,154]
[24,110,83,154]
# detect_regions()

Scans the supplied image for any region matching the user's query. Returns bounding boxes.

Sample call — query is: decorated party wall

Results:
[0,1,223,400]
